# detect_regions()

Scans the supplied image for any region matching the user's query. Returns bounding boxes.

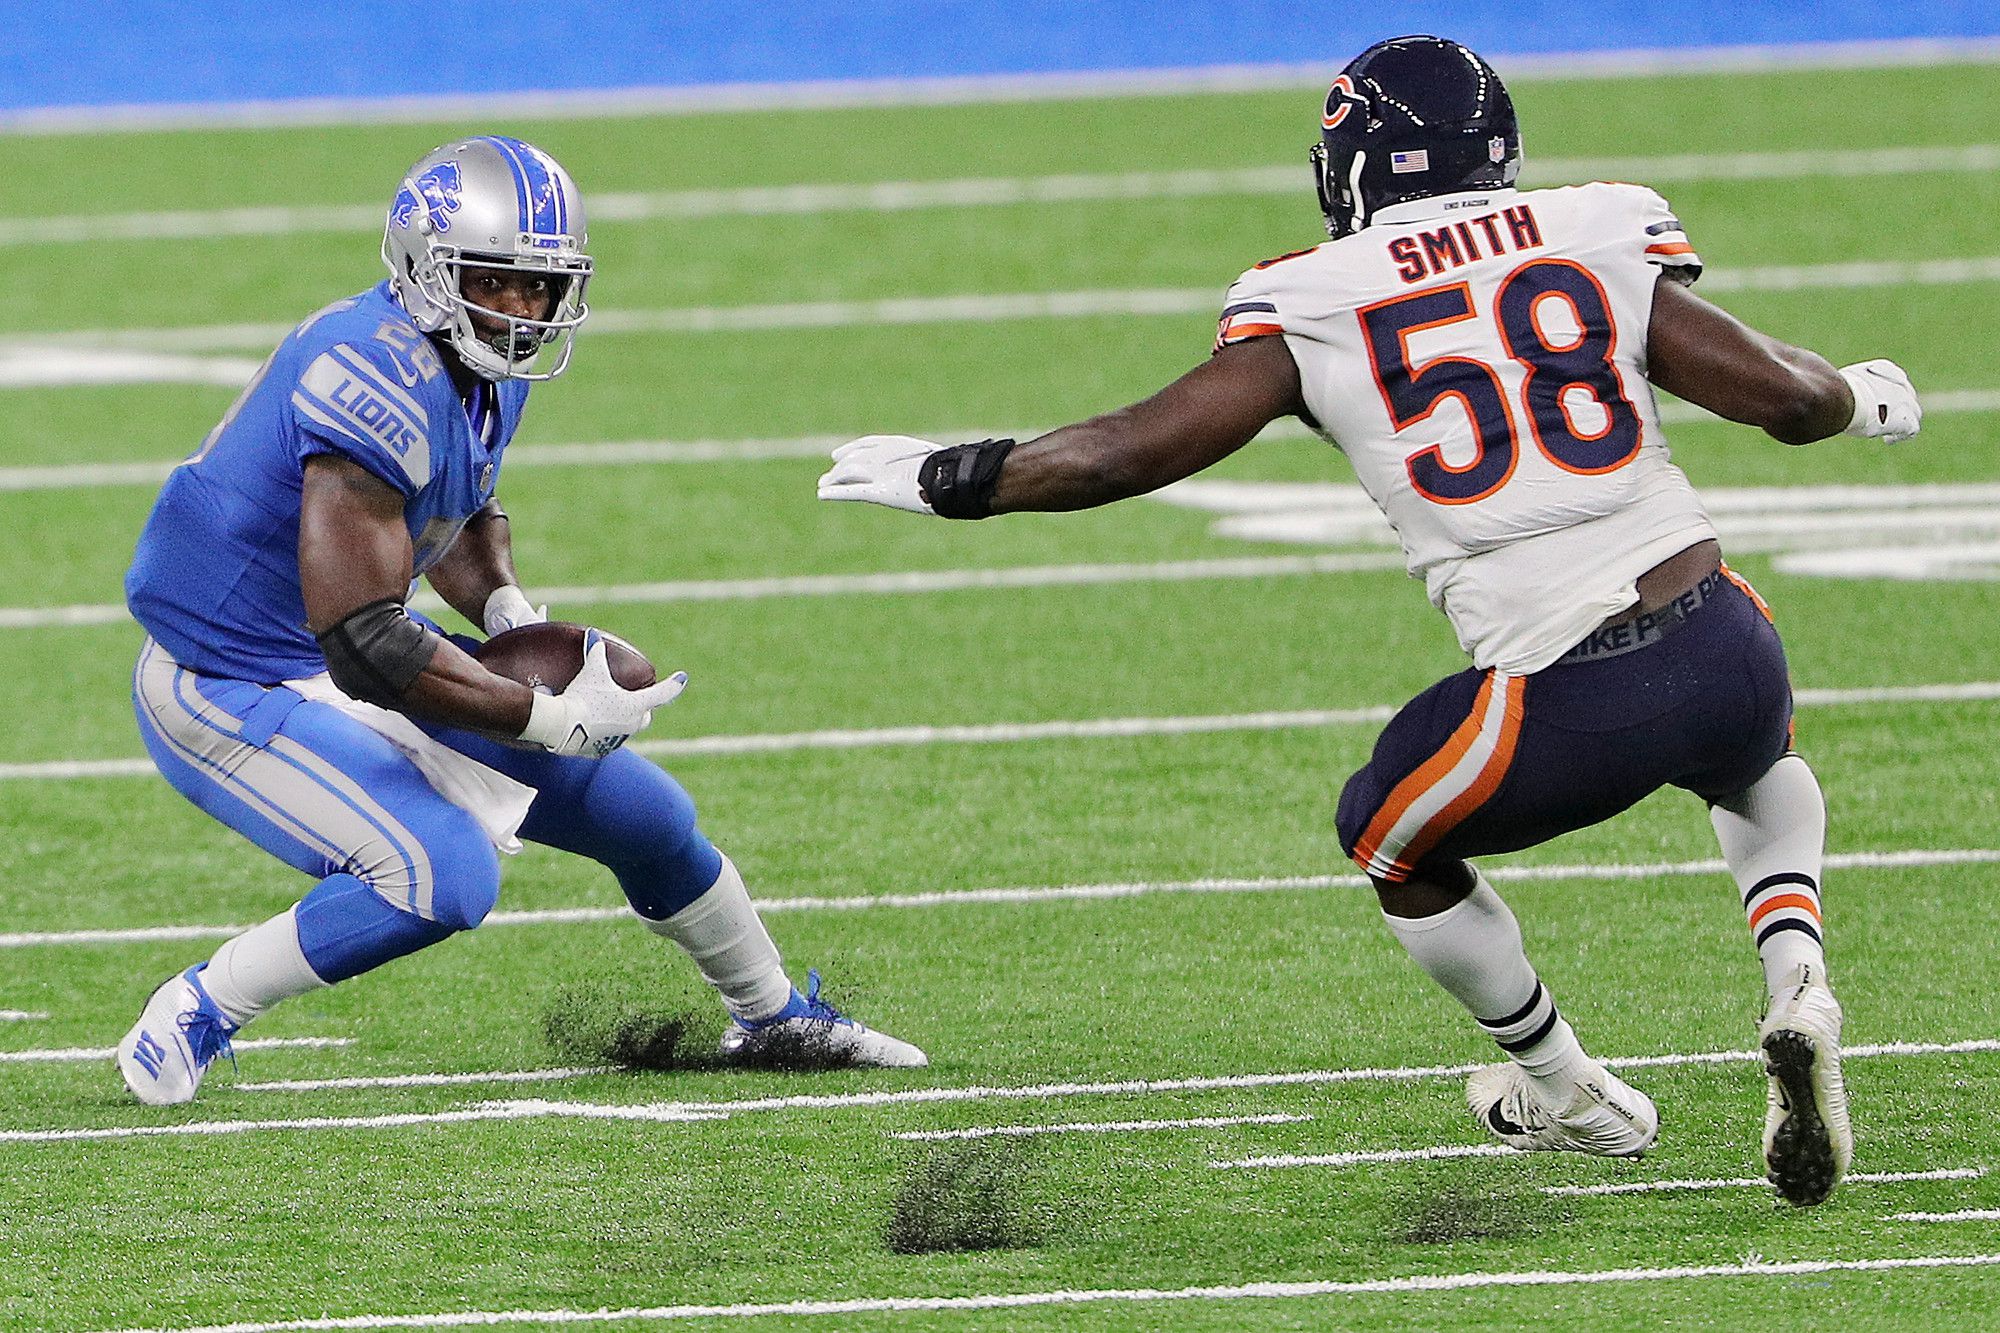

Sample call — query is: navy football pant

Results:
[1337,572,1794,884]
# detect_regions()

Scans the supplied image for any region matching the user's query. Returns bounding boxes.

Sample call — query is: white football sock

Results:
[641,853,793,1023]
[198,906,330,1029]
[1385,870,1588,1086]
[1711,753,1828,1001]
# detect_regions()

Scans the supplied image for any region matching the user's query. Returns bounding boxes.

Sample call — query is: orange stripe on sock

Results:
[1749,891,1822,930]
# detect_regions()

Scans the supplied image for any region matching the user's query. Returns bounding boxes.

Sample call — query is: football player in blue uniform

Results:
[118,136,926,1105]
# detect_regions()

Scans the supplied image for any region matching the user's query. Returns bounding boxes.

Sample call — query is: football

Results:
[473,622,656,693]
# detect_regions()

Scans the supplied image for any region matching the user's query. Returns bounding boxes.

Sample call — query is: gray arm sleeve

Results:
[315,599,440,707]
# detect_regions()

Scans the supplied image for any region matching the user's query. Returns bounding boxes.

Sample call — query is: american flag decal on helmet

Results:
[1390,149,1430,174]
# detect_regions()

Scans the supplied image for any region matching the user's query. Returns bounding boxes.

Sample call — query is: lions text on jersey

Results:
[126,281,526,684]
[1217,182,1713,675]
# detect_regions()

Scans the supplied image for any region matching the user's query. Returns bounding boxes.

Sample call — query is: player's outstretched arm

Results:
[1646,276,1921,446]
[820,335,1306,517]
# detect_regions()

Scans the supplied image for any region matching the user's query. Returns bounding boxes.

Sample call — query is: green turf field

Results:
[4,58,2000,1332]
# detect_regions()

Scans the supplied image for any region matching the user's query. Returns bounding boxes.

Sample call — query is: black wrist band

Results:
[918,438,1016,519]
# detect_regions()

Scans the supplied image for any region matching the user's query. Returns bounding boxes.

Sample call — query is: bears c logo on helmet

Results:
[1322,75,1366,131]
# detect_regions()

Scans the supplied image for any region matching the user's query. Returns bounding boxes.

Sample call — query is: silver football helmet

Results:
[381,135,592,381]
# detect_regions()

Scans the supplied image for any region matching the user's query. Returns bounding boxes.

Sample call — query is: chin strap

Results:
[1346,149,1370,235]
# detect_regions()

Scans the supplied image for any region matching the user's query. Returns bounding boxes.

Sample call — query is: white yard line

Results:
[0,553,1411,630]
[0,1037,350,1064]
[0,1103,727,1143]
[13,1038,1996,1139]
[9,847,2000,951]
[11,391,2000,493]
[0,1011,47,1021]
[13,145,2000,245]
[1546,1167,1984,1197]
[6,681,2000,784]
[76,1251,2000,1333]
[892,1113,1312,1141]
[1215,1144,1518,1170]
[1894,1209,2000,1222]
[16,253,2000,359]
[235,1066,618,1092]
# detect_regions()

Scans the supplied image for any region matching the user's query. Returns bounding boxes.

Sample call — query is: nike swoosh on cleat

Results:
[1486,1102,1527,1137]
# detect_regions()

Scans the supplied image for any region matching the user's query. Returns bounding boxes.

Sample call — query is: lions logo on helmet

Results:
[381,136,592,382]
[390,162,464,235]
[1310,35,1522,239]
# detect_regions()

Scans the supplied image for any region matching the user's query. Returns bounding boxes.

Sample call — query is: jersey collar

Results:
[1368,188,1521,228]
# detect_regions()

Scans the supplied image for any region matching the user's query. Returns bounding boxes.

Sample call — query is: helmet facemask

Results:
[432,250,591,381]
[1311,141,1372,239]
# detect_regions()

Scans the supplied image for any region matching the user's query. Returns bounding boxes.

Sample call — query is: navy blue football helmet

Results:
[1311,35,1522,238]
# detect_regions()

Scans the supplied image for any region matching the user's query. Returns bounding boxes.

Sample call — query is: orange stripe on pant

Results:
[1396,676,1526,874]
[1719,560,1792,747]
[1352,673,1525,881]
[1719,561,1774,624]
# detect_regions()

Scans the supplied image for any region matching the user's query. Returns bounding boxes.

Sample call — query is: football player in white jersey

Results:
[819,36,1920,1206]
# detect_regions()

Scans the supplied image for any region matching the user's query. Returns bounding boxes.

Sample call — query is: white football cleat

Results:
[1467,1059,1659,1157]
[718,970,927,1070]
[1759,964,1851,1207]
[115,965,238,1106]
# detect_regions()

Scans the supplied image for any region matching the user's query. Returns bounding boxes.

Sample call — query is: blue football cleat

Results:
[115,965,239,1106]
[718,969,927,1069]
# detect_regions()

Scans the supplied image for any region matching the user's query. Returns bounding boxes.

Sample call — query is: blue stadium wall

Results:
[3,1,1997,112]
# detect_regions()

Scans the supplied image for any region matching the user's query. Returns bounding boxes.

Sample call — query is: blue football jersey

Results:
[126,281,529,682]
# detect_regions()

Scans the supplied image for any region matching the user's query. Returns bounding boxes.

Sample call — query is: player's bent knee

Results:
[584,749,702,851]
[580,752,720,876]
[1335,768,1383,861]
[1375,858,1476,918]
[427,846,502,931]
[350,807,501,932]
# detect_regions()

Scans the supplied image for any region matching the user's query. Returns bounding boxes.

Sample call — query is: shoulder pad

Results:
[1253,244,1321,271]
[291,340,438,492]
[1215,259,1298,351]
[1620,184,1702,285]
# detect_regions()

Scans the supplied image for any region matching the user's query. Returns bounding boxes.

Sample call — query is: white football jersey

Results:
[1217,183,1717,675]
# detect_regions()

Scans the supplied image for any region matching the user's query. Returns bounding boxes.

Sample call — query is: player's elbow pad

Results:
[316,599,440,707]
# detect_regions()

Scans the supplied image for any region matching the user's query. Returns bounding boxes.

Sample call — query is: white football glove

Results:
[482,584,548,636]
[1839,359,1921,444]
[816,435,946,514]
[517,630,688,758]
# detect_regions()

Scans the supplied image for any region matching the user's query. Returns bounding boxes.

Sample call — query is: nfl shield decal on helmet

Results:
[1490,136,1508,163]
